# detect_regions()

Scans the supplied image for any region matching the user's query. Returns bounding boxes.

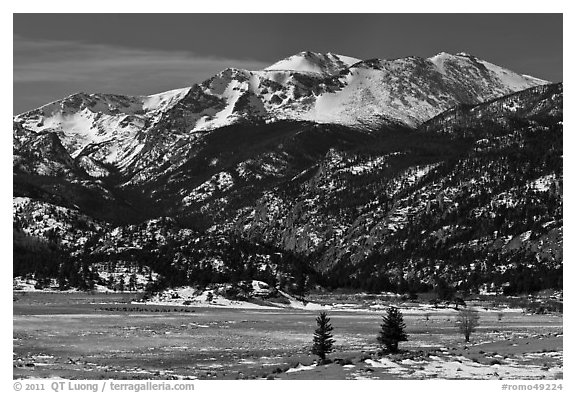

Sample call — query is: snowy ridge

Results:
[14,88,190,170]
[13,51,550,178]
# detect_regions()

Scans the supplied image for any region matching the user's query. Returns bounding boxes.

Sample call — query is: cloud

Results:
[13,35,270,111]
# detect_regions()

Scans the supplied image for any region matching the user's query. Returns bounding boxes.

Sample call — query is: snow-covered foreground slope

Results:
[144,280,327,310]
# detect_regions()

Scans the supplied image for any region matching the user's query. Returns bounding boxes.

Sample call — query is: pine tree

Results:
[129,273,138,292]
[57,264,68,290]
[107,275,116,291]
[312,311,335,361]
[377,306,408,353]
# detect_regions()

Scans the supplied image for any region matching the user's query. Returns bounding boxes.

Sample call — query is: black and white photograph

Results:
[10,8,565,387]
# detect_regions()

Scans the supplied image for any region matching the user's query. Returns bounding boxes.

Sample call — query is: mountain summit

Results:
[264,51,360,74]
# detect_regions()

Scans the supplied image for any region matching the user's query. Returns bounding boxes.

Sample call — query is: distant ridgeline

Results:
[13,50,562,296]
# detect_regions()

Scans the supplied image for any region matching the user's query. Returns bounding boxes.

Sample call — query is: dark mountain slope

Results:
[420,83,562,137]
[13,77,562,296]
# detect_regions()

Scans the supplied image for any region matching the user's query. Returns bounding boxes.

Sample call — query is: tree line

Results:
[312,306,480,362]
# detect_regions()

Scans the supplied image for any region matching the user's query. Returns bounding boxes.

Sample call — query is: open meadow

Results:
[13,292,562,380]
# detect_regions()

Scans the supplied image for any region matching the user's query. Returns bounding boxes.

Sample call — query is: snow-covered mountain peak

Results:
[216,67,253,78]
[265,51,360,74]
[142,87,191,112]
[14,50,552,178]
[427,52,454,74]
[324,52,362,67]
[13,88,193,168]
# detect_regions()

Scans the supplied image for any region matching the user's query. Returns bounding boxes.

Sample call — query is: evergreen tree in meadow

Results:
[312,311,335,361]
[377,306,408,353]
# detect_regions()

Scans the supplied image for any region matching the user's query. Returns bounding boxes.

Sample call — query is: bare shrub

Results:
[456,308,480,342]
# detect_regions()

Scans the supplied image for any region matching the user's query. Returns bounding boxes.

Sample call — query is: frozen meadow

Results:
[13,292,562,380]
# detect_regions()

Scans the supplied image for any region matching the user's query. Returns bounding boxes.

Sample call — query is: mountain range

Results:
[13,51,562,297]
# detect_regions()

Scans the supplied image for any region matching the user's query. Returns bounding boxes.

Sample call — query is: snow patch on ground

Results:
[285,363,317,373]
[365,353,562,379]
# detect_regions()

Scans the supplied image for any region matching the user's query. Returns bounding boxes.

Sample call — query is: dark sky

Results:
[13,13,563,114]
